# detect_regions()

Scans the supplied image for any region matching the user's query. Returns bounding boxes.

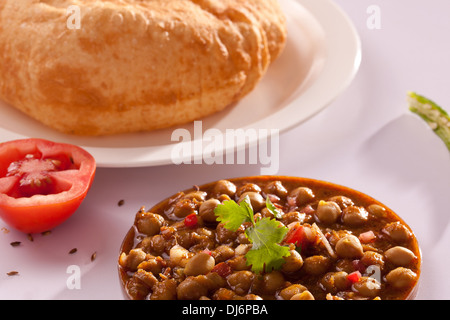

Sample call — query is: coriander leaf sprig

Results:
[214,196,290,274]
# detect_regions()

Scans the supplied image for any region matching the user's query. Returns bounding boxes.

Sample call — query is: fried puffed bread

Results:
[0,0,287,135]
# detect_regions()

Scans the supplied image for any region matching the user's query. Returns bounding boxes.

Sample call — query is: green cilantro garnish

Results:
[214,196,254,230]
[214,196,290,274]
[265,196,284,219]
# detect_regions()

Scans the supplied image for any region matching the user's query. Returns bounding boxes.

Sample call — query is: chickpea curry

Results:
[118,176,421,300]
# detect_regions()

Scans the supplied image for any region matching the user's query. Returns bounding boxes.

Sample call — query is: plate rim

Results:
[0,0,361,168]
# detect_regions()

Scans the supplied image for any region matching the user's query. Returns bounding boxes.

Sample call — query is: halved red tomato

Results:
[0,138,96,233]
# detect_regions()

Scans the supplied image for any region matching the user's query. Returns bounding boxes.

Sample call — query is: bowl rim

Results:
[118,175,422,300]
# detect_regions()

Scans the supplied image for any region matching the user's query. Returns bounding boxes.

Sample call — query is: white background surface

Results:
[1,0,449,299]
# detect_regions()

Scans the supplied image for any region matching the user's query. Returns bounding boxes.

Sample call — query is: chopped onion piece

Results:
[312,223,336,258]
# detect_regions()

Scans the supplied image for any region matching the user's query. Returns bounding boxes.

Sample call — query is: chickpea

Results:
[134,269,159,289]
[216,222,238,243]
[342,206,368,226]
[278,284,308,300]
[212,245,235,263]
[320,271,350,293]
[213,288,236,300]
[206,272,227,290]
[199,199,220,223]
[260,271,286,294]
[227,271,255,295]
[315,200,341,224]
[360,251,385,270]
[237,232,251,244]
[183,191,207,201]
[302,255,331,275]
[335,259,355,273]
[235,243,252,256]
[289,187,315,206]
[213,180,237,197]
[367,204,387,218]
[149,234,167,256]
[385,246,416,267]
[173,199,197,218]
[386,267,417,289]
[121,248,147,271]
[281,249,304,273]
[237,183,261,197]
[291,291,315,300]
[169,244,191,267]
[150,279,177,300]
[260,207,275,219]
[127,272,154,299]
[227,255,250,271]
[382,222,412,243]
[264,181,288,198]
[135,212,165,236]
[328,195,354,209]
[352,277,381,298]
[335,235,364,259]
[136,256,163,275]
[177,276,210,300]
[184,252,215,276]
[239,191,265,212]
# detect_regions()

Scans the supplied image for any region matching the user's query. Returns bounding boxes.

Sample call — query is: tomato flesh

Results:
[6,153,75,198]
[184,213,198,228]
[284,223,305,247]
[347,271,362,284]
[0,139,96,233]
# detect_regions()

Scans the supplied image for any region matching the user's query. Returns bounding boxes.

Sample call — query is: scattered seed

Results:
[41,230,51,236]
[7,271,19,276]
[91,252,97,262]
[1,227,9,234]
[51,159,62,167]
[118,199,125,207]
[10,241,21,247]
[27,233,34,242]
[69,248,78,254]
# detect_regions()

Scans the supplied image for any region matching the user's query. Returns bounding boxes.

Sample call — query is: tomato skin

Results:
[347,271,362,284]
[184,213,198,228]
[284,222,306,247]
[0,139,96,233]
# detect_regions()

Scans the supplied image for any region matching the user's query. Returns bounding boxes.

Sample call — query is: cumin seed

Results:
[10,241,21,247]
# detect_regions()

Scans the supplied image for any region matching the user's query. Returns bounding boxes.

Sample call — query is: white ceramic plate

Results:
[0,0,361,167]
